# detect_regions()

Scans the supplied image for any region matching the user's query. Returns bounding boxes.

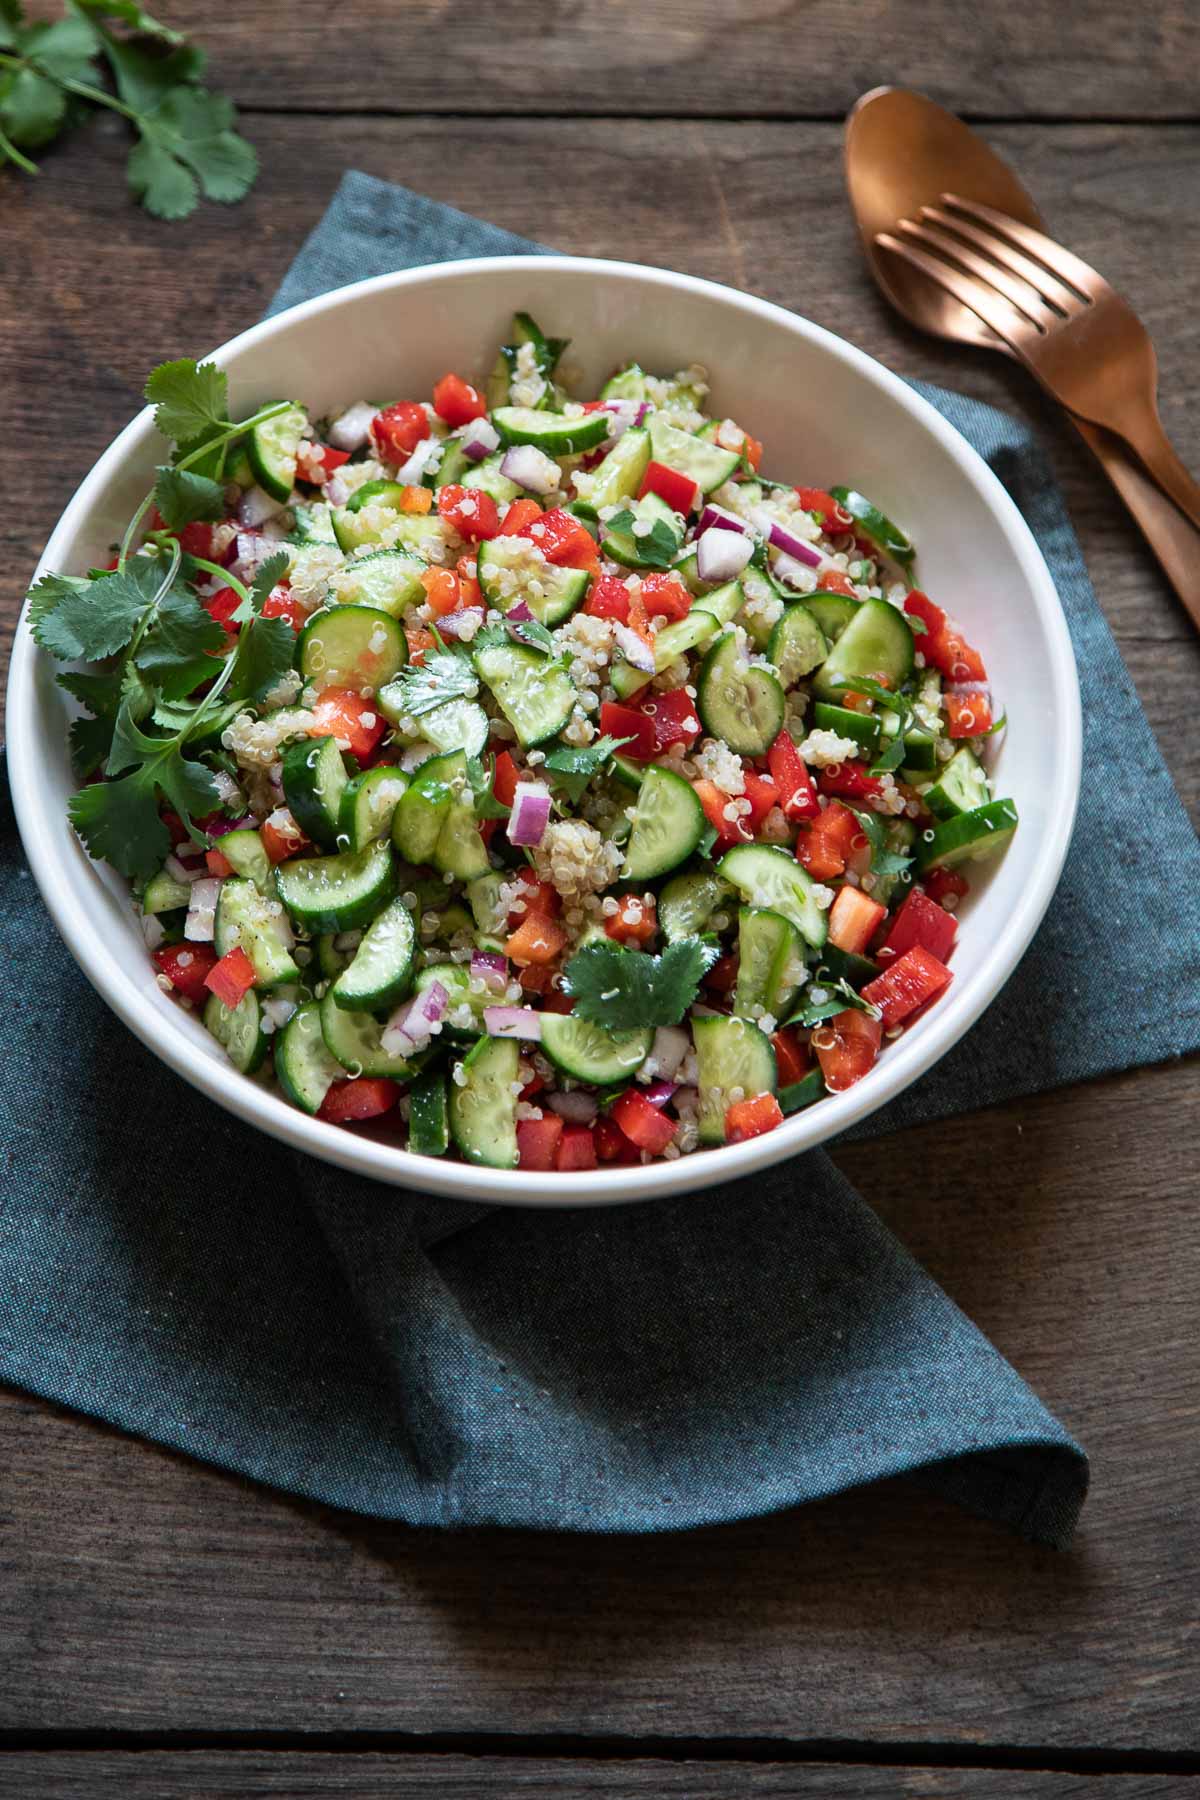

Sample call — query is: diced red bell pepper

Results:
[319,1078,400,1124]
[517,1113,565,1172]
[638,459,700,515]
[702,952,739,994]
[638,571,693,621]
[584,573,632,622]
[771,1028,808,1087]
[432,372,488,426]
[556,1123,598,1172]
[903,590,987,683]
[923,867,969,907]
[599,699,656,762]
[205,848,235,879]
[725,1092,785,1143]
[506,914,567,967]
[742,431,763,471]
[203,945,257,1010]
[693,779,749,850]
[879,887,957,965]
[611,1087,677,1155]
[945,691,993,738]
[261,584,303,630]
[640,688,702,755]
[437,484,500,543]
[508,868,562,921]
[492,749,520,809]
[816,570,858,597]
[767,729,820,822]
[827,885,887,956]
[419,567,463,617]
[813,1007,883,1092]
[202,586,242,635]
[308,688,388,762]
[175,520,216,560]
[604,893,657,945]
[861,944,953,1028]
[795,487,853,530]
[741,771,779,834]
[153,942,218,1005]
[818,759,883,801]
[161,810,190,847]
[795,800,860,879]
[903,589,946,638]
[500,497,543,536]
[524,507,600,571]
[371,401,428,463]
[594,1114,639,1164]
[261,810,309,864]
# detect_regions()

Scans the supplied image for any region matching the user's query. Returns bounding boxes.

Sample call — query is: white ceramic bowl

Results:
[7,256,1081,1206]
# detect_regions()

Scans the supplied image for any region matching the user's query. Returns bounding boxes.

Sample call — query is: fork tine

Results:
[941,194,1105,301]
[874,232,1034,349]
[894,219,1051,331]
[919,205,1084,316]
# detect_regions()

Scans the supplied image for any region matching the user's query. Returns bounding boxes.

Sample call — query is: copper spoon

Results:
[844,86,1200,630]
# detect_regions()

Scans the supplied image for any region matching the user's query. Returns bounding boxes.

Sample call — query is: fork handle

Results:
[1073,415,1200,635]
[1120,409,1200,538]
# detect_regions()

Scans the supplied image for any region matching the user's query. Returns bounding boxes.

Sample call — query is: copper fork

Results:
[877,196,1200,535]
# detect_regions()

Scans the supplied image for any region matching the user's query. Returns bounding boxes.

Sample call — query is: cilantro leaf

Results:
[68,711,116,778]
[786,977,880,1029]
[25,570,89,631]
[31,559,165,661]
[383,647,479,720]
[134,583,226,698]
[1,64,67,146]
[145,84,257,205]
[466,755,510,820]
[71,1,185,46]
[543,733,632,803]
[231,550,289,625]
[153,463,224,531]
[144,357,228,445]
[562,938,719,1031]
[505,614,556,656]
[57,667,127,716]
[847,805,912,881]
[226,612,294,705]
[603,507,680,571]
[72,704,218,878]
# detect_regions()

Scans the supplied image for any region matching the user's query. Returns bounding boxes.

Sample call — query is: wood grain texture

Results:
[0,1756,1196,1798]
[1,1055,1197,1747]
[3,115,1199,823]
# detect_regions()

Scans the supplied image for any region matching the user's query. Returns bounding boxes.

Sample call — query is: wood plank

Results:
[0,1754,1196,1798]
[2,1053,1197,1747]
[133,0,1200,120]
[3,115,1198,821]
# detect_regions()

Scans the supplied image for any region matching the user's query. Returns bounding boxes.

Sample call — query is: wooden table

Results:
[3,4,1198,1792]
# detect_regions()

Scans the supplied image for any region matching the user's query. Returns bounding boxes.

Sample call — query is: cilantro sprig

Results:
[383,645,479,719]
[562,938,719,1031]
[602,507,681,571]
[786,977,880,1029]
[0,1,257,219]
[847,806,913,883]
[832,675,919,776]
[542,733,634,804]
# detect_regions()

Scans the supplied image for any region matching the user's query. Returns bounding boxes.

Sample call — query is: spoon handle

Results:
[1071,415,1200,637]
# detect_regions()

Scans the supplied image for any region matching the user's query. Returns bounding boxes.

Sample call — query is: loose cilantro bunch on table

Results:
[0,0,256,219]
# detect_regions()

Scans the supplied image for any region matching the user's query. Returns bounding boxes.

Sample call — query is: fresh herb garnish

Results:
[382,646,479,719]
[786,977,880,1028]
[603,507,681,571]
[847,806,913,881]
[562,938,720,1031]
[0,2,257,218]
[542,733,633,804]
[833,676,919,776]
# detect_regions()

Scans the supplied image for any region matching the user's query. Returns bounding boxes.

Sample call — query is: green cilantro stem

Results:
[0,116,39,177]
[46,67,143,127]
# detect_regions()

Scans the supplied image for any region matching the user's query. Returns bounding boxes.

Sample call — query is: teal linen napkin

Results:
[3,173,1196,1547]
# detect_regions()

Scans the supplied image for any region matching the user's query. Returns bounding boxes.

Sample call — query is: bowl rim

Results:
[5,253,1082,1206]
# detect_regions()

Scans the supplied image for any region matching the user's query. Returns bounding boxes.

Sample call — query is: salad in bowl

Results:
[27,309,1016,1175]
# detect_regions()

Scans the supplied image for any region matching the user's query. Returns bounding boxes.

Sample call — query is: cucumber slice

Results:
[339,766,409,852]
[317,933,355,980]
[449,1036,519,1169]
[659,867,729,942]
[435,781,490,881]
[477,536,591,627]
[811,597,915,702]
[611,577,747,701]
[413,963,487,1038]
[587,427,651,509]
[346,477,406,513]
[290,501,338,546]
[829,487,915,567]
[331,896,416,1011]
[486,312,567,410]
[472,642,575,748]
[214,878,300,987]
[409,1070,450,1156]
[248,404,307,503]
[539,1014,653,1084]
[329,549,426,617]
[768,604,829,686]
[493,406,608,456]
[332,505,450,558]
[734,907,806,1021]
[916,799,1018,873]
[647,412,740,495]
[217,827,272,894]
[811,700,881,755]
[924,744,990,820]
[697,629,786,756]
[900,729,937,774]
[599,365,647,403]
[276,1000,343,1115]
[692,1015,777,1145]
[392,749,465,864]
[802,593,860,643]
[719,843,828,949]
[318,988,422,1080]
[274,838,395,932]
[813,942,881,990]
[466,871,506,935]
[622,764,705,881]
[611,753,645,791]
[298,605,407,694]
[203,987,268,1074]
[143,867,192,914]
[281,734,347,849]
[873,817,916,907]
[601,492,683,570]
[460,451,522,507]
[419,698,489,758]
[779,1069,826,1114]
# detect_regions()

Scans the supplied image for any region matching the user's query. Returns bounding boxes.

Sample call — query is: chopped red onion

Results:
[944,681,991,701]
[238,485,285,528]
[462,418,500,461]
[141,913,165,951]
[546,1089,598,1124]
[470,951,509,992]
[382,980,448,1055]
[697,527,754,583]
[598,398,647,439]
[508,780,552,847]
[437,607,485,641]
[642,1079,678,1109]
[505,599,535,624]
[645,1024,689,1081]
[696,503,750,538]
[232,529,287,582]
[765,520,823,567]
[500,444,562,495]
[328,401,377,452]
[613,621,656,673]
[206,814,256,839]
[483,1005,543,1041]
[396,436,443,484]
[772,551,820,591]
[184,877,221,943]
